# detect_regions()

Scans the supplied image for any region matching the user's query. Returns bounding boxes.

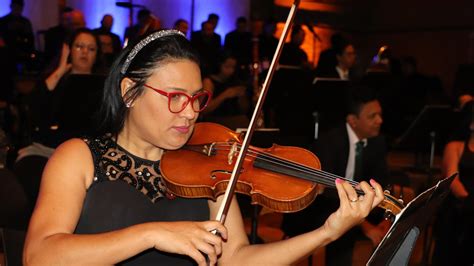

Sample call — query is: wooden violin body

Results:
[161,122,322,213]
[160,123,404,215]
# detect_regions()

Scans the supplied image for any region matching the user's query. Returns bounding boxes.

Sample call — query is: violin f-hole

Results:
[211,169,244,180]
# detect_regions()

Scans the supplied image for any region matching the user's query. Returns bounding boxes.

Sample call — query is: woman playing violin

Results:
[23,30,385,265]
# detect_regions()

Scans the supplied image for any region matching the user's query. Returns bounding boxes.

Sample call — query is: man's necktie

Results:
[353,141,364,180]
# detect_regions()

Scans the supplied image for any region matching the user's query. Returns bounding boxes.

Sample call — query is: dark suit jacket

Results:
[190,30,222,75]
[314,65,340,79]
[282,124,388,236]
[313,124,388,187]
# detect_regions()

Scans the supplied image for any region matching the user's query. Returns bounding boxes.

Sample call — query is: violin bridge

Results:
[227,142,238,165]
[203,142,216,157]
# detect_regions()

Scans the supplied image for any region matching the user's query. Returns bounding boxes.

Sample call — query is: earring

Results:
[125,102,131,108]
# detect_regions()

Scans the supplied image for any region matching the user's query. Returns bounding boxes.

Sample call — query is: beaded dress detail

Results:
[85,134,173,202]
[75,135,209,265]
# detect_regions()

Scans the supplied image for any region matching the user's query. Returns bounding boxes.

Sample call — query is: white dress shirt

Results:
[336,66,350,80]
[345,123,367,180]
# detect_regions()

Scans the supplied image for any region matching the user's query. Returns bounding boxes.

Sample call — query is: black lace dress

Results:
[74,135,209,265]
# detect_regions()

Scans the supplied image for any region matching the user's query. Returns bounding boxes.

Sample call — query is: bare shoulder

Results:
[27,138,96,242]
[44,138,95,190]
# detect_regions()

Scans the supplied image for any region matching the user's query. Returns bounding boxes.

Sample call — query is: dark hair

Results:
[208,13,219,21]
[213,51,237,74]
[68,28,102,72]
[174,19,187,27]
[330,33,346,48]
[97,31,200,135]
[334,41,352,56]
[11,0,24,7]
[237,16,247,24]
[137,9,151,20]
[346,85,378,116]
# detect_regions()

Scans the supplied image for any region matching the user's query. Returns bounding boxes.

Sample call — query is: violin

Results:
[160,122,404,216]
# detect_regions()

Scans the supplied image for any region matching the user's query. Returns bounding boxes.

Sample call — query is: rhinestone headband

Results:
[120,29,185,75]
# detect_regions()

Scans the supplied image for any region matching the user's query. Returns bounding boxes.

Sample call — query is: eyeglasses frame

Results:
[143,84,212,113]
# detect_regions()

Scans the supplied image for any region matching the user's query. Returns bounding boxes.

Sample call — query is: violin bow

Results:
[214,0,301,224]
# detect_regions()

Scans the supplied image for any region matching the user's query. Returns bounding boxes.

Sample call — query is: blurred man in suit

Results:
[283,85,390,266]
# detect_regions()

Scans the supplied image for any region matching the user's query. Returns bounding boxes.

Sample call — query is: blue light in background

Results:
[76,0,250,44]
[132,0,193,38]
[0,1,10,17]
[4,0,249,46]
[193,0,249,42]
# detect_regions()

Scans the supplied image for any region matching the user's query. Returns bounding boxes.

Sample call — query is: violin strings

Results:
[211,143,344,184]
[212,144,348,189]
[212,143,367,194]
[209,143,363,191]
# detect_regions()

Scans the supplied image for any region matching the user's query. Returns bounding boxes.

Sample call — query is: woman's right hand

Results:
[46,43,73,91]
[151,221,228,266]
[58,43,72,74]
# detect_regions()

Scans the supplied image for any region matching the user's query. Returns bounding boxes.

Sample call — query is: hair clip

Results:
[120,29,185,75]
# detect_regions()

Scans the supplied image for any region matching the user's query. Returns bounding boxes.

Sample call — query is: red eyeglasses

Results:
[144,84,212,113]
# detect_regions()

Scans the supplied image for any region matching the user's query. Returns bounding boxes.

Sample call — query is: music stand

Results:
[396,105,456,170]
[310,78,350,134]
[235,127,280,243]
[367,173,456,266]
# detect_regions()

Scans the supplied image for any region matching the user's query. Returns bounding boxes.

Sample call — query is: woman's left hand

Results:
[323,179,384,241]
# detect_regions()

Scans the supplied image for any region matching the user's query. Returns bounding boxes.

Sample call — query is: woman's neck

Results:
[71,68,92,75]
[117,128,164,161]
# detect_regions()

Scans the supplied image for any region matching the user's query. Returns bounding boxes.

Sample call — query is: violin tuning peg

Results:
[384,210,395,222]
[398,198,404,204]
[384,190,391,195]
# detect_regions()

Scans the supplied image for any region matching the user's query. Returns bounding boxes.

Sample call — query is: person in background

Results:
[279,24,309,68]
[283,85,390,266]
[23,29,384,265]
[207,13,219,31]
[44,8,85,67]
[201,52,250,130]
[93,14,122,70]
[316,41,356,80]
[124,9,156,46]
[224,16,252,78]
[191,20,222,76]
[0,0,34,71]
[29,28,101,149]
[174,19,189,37]
[93,14,122,54]
[315,33,347,77]
[432,100,474,266]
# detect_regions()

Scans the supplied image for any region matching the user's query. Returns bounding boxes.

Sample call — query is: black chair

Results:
[13,155,48,211]
[0,169,29,230]
[1,228,26,266]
